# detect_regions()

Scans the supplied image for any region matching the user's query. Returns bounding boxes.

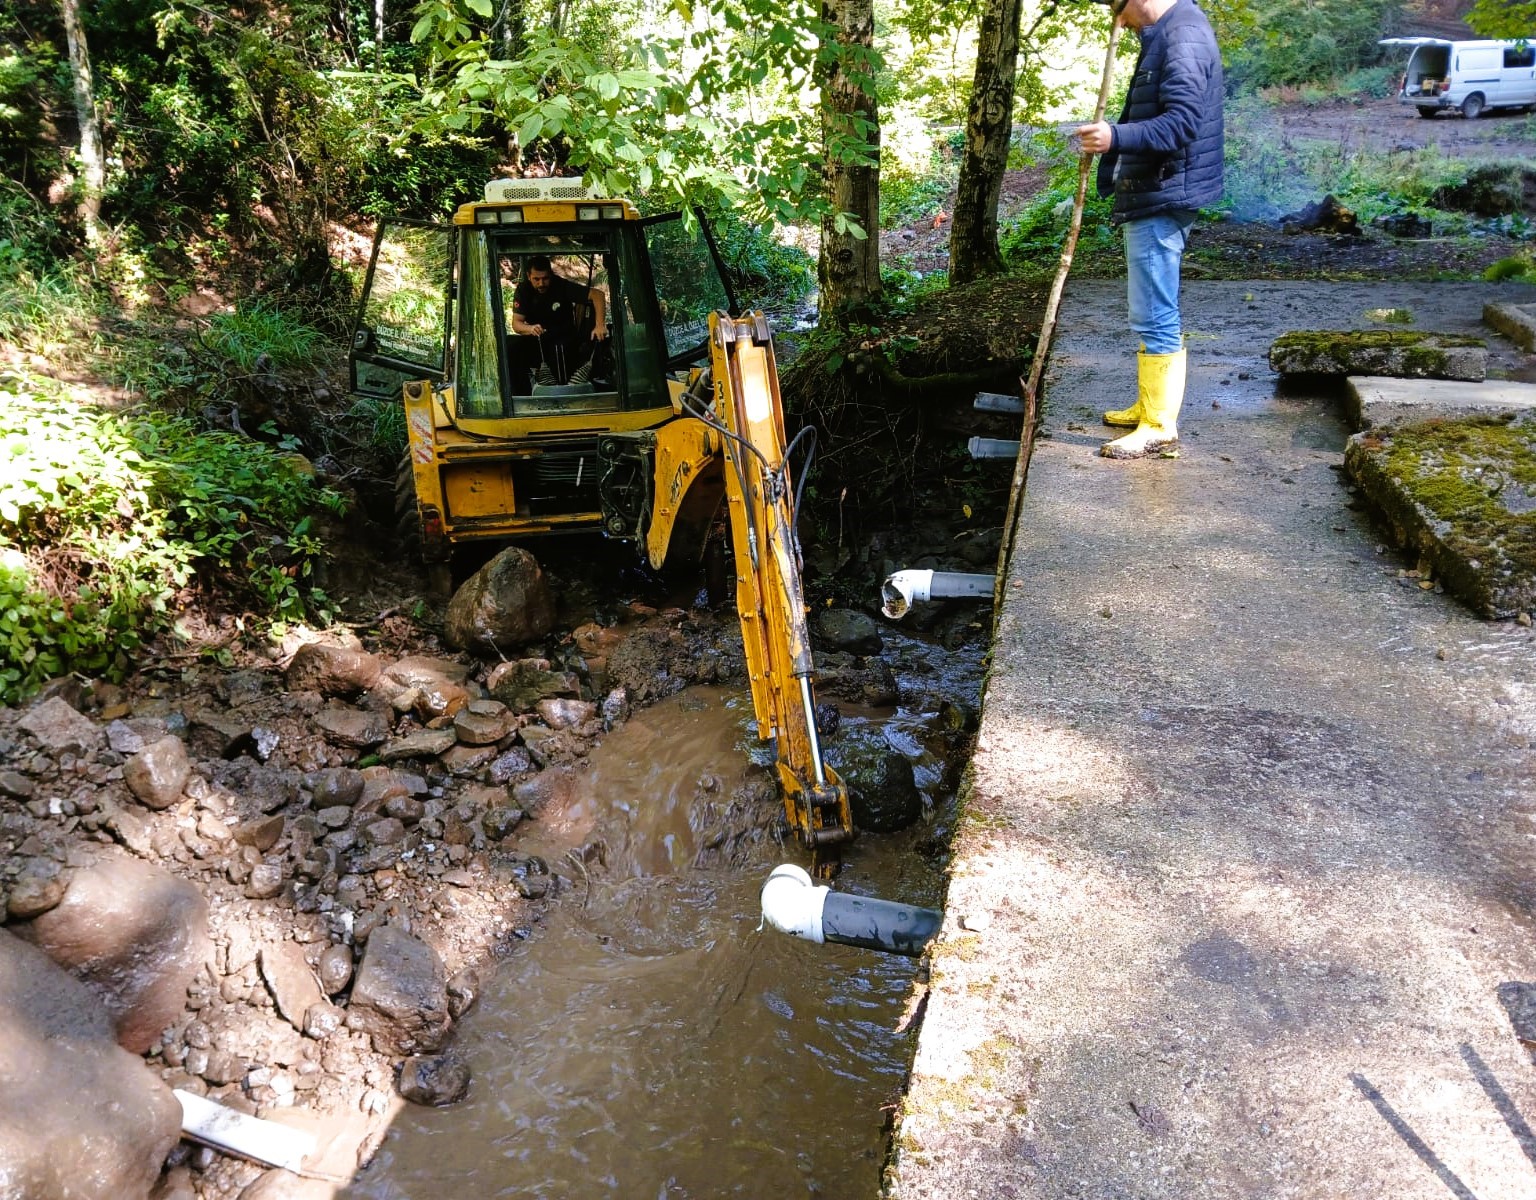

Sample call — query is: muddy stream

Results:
[342,632,977,1199]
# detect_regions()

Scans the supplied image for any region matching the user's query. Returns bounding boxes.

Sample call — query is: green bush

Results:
[881,167,952,230]
[707,213,816,313]
[999,183,1115,270]
[0,255,100,357]
[1227,0,1406,92]
[201,301,330,373]
[0,372,343,703]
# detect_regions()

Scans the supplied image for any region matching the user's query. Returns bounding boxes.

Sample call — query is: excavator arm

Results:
[701,313,854,875]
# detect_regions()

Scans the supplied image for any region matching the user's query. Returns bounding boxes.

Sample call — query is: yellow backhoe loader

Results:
[349,177,852,871]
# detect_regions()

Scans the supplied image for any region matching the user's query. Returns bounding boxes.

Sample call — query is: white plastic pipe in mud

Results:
[760,864,941,958]
[880,570,995,620]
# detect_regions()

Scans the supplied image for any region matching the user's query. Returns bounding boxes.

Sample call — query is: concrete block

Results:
[1346,376,1536,431]
[1484,301,1536,352]
[1344,419,1536,619]
[1269,329,1486,381]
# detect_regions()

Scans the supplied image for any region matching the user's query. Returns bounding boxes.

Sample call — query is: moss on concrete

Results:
[1270,329,1487,381]
[1277,329,1483,352]
[1345,415,1536,618]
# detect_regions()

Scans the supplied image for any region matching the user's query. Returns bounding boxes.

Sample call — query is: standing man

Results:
[510,255,608,384]
[1076,0,1223,459]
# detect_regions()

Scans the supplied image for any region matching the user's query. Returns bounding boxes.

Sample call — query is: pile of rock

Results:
[0,545,949,1198]
[0,591,764,1200]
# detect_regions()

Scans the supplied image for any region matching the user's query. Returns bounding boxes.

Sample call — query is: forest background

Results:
[0,0,1533,702]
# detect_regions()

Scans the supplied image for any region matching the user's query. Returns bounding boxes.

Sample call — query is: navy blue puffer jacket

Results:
[1095,0,1224,224]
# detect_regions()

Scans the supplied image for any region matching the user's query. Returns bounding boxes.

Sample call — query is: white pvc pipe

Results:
[880,570,995,619]
[758,863,828,945]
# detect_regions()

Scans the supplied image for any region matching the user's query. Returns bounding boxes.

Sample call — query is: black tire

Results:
[1416,105,1439,119]
[1461,93,1485,120]
[394,453,423,559]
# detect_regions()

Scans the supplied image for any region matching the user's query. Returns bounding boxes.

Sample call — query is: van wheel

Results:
[1415,105,1439,119]
[394,453,423,558]
[1461,93,1485,119]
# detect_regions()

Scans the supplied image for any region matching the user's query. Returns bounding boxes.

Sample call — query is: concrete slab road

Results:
[886,280,1536,1200]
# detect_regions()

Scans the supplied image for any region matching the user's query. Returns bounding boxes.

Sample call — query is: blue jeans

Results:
[1124,209,1196,356]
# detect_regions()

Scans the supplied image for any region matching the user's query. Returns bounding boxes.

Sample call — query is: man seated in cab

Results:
[509,255,609,385]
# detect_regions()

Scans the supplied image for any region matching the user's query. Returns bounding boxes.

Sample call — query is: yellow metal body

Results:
[707,314,853,867]
[394,196,853,867]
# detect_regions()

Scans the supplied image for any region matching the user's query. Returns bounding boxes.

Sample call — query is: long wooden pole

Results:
[992,15,1123,612]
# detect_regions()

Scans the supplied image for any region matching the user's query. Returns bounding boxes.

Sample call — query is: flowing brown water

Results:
[343,680,956,1200]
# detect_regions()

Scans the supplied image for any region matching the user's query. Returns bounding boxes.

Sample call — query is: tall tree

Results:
[947,0,1022,285]
[817,0,882,318]
[59,0,106,247]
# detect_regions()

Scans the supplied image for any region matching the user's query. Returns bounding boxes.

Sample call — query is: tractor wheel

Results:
[394,453,423,559]
[1416,105,1439,119]
[1461,92,1485,120]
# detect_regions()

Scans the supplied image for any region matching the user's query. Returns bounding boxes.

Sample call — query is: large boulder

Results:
[13,853,213,1053]
[345,925,452,1055]
[444,547,556,656]
[815,608,883,654]
[826,727,923,833]
[0,930,182,1200]
[17,695,102,755]
[285,638,382,697]
[123,734,191,810]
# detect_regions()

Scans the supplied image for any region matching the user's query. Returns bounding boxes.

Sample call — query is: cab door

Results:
[349,221,455,400]
[641,212,740,369]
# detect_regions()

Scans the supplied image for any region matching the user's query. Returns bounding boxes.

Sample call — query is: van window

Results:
[1505,45,1536,69]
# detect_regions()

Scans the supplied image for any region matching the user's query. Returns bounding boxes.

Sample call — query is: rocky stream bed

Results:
[0,529,986,1200]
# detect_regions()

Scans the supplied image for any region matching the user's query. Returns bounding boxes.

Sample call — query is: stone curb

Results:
[1484,301,1536,352]
[1345,375,1536,430]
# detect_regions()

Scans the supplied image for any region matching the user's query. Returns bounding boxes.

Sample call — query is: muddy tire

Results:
[395,453,423,559]
[1461,92,1485,120]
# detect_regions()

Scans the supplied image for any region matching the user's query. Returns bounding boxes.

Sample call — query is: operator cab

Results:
[348,178,738,424]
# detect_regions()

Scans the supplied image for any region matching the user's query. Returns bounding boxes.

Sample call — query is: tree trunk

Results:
[60,0,106,248]
[374,0,385,69]
[817,0,882,321]
[492,0,525,60]
[948,0,1023,286]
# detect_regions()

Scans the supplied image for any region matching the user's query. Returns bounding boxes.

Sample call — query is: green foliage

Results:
[1466,1,1536,39]
[880,263,949,311]
[1220,94,1473,223]
[706,213,816,312]
[1225,0,1405,92]
[0,372,342,703]
[0,253,101,358]
[201,302,330,373]
[881,165,951,229]
[342,393,408,462]
[408,0,877,228]
[1485,254,1536,283]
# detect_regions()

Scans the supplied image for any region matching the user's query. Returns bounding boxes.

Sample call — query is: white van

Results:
[1381,37,1536,119]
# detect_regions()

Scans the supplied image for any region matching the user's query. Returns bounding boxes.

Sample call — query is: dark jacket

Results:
[1095,0,1224,224]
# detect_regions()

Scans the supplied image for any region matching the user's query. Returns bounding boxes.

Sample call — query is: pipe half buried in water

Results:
[880,569,995,619]
[759,864,941,958]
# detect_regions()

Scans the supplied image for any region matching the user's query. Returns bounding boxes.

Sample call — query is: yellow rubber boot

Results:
[1102,346,1150,427]
[1101,348,1185,459]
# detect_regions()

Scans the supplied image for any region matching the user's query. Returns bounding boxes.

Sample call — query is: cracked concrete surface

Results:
[886,280,1536,1200]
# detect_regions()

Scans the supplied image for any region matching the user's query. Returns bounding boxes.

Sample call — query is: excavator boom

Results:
[705,313,854,873]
